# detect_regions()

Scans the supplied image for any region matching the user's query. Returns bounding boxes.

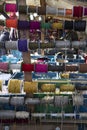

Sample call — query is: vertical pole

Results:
[18,0,32,81]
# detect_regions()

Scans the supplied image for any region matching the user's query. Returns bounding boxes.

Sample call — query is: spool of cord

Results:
[72,94,83,106]
[5,41,18,50]
[18,39,29,52]
[5,3,17,12]
[18,20,29,30]
[6,19,18,28]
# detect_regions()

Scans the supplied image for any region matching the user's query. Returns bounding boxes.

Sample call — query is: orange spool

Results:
[6,19,18,28]
[66,9,72,15]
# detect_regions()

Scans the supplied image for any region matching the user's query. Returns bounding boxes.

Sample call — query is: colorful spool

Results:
[74,20,86,32]
[6,19,18,28]
[65,9,72,15]
[64,20,73,30]
[52,22,63,30]
[84,7,87,16]
[29,21,41,30]
[73,6,83,18]
[35,64,48,73]
[18,39,28,52]
[24,81,38,94]
[58,8,65,16]
[18,20,29,30]
[0,62,9,72]
[8,79,22,93]
[5,3,17,12]
[41,22,51,29]
[5,41,18,50]
[21,63,34,72]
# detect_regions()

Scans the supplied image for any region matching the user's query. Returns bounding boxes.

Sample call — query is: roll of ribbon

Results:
[41,84,55,92]
[79,63,87,73]
[24,81,38,94]
[73,6,83,18]
[0,62,9,72]
[18,20,29,30]
[84,7,87,16]
[18,39,28,52]
[60,84,75,92]
[6,19,18,28]
[5,41,18,50]
[9,63,21,70]
[72,94,83,106]
[55,96,69,107]
[29,21,41,30]
[64,20,73,30]
[72,41,86,48]
[48,65,65,72]
[0,97,9,104]
[0,110,15,119]
[5,3,17,12]
[10,97,24,106]
[8,79,22,93]
[65,65,78,71]
[55,40,70,48]
[41,22,51,29]
[58,8,65,16]
[46,5,58,15]
[65,9,72,15]
[21,63,34,72]
[52,22,63,30]
[35,64,48,73]
[74,20,86,32]
[16,111,29,119]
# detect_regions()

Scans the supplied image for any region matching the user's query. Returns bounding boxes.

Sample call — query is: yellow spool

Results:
[52,22,63,29]
[24,81,38,94]
[41,84,56,92]
[8,79,21,93]
[60,84,75,92]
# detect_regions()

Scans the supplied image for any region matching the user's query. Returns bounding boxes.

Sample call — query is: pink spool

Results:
[5,3,17,12]
[35,64,48,73]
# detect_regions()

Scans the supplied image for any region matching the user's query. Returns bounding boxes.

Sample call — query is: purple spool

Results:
[29,21,40,30]
[84,8,87,16]
[18,20,29,30]
[35,64,48,73]
[18,39,28,52]
[5,3,17,12]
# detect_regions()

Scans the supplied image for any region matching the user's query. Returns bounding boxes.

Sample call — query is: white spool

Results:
[5,41,18,50]
[55,40,70,48]
[16,111,29,119]
[10,97,24,106]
